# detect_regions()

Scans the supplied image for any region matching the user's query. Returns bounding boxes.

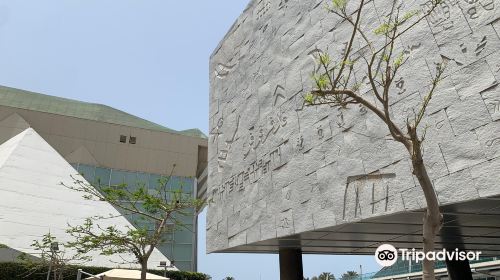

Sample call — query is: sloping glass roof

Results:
[0,85,206,138]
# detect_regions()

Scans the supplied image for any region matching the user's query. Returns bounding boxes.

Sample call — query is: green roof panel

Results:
[0,85,206,138]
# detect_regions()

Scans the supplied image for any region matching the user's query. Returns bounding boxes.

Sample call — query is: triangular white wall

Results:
[0,128,171,269]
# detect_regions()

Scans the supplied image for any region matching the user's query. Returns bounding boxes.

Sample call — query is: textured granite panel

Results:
[207,0,500,253]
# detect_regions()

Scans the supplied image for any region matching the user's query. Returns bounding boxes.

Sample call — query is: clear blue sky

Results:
[0,1,379,279]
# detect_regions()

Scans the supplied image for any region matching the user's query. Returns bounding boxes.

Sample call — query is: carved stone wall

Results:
[208,0,500,253]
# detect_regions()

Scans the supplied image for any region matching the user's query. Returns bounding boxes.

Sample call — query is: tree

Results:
[319,272,336,280]
[223,277,235,280]
[18,233,89,280]
[340,271,359,280]
[304,0,445,279]
[64,165,204,280]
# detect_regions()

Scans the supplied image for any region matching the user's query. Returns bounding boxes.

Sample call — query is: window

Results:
[95,167,111,186]
[173,244,193,260]
[129,136,137,144]
[174,225,194,243]
[78,164,96,183]
[119,135,127,143]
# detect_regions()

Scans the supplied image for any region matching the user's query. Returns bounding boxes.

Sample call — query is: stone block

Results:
[357,1,384,45]
[400,20,439,61]
[276,209,295,237]
[474,120,500,160]
[422,109,455,143]
[391,58,433,105]
[434,168,479,205]
[312,205,337,230]
[323,133,345,165]
[260,212,277,240]
[423,78,460,115]
[206,218,229,253]
[281,173,319,213]
[340,124,368,156]
[439,131,487,173]
[422,142,449,180]
[247,221,262,244]
[486,50,500,84]
[459,0,500,29]
[446,92,491,135]
[451,59,497,99]
[228,231,247,248]
[385,139,408,163]
[400,185,426,211]
[293,200,315,233]
[359,140,394,173]
[481,84,500,121]
[303,21,325,51]
[284,62,304,97]
[390,92,422,129]
[425,0,472,45]
[438,25,500,69]
[470,158,500,198]
[272,153,306,190]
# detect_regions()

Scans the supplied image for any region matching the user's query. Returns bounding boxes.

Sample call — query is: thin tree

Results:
[64,165,204,280]
[304,0,444,279]
[18,233,89,280]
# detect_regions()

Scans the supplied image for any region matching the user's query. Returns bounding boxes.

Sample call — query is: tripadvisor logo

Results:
[375,244,398,267]
[375,244,482,267]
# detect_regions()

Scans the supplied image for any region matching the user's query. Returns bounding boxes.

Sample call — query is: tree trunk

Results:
[140,259,148,280]
[410,141,443,280]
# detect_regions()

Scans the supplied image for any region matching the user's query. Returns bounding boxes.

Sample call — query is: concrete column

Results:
[446,257,473,280]
[279,248,303,280]
[442,226,473,280]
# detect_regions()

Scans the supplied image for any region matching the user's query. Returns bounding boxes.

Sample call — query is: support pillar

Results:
[442,225,473,280]
[445,256,473,280]
[279,248,303,280]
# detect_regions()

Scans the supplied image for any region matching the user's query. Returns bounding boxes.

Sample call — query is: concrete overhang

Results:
[219,196,500,256]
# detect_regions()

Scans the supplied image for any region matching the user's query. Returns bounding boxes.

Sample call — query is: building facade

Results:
[0,86,207,271]
[373,257,500,279]
[207,0,500,260]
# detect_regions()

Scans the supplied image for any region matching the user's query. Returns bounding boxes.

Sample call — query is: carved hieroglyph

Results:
[208,0,500,253]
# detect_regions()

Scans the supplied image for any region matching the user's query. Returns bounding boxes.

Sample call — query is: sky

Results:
[0,1,380,279]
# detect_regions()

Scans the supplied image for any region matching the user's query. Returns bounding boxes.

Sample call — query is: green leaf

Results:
[317,74,329,90]
[342,59,354,66]
[304,93,315,104]
[331,0,348,10]
[402,10,420,21]
[374,23,391,35]
[319,53,330,66]
[394,53,404,68]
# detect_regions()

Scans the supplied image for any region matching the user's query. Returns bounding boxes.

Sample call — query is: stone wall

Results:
[207,0,500,253]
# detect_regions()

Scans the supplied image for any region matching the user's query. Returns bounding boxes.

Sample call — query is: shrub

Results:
[0,262,210,280]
